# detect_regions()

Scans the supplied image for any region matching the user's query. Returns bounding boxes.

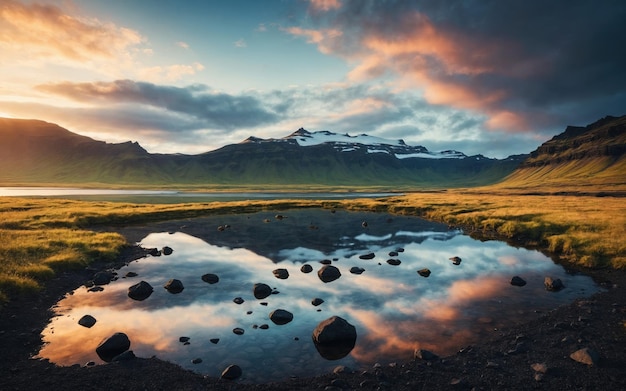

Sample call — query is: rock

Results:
[318,265,341,283]
[259,324,269,329]
[333,365,352,374]
[210,338,219,344]
[545,277,565,291]
[301,264,313,273]
[233,297,244,304]
[320,259,332,265]
[511,276,527,286]
[112,350,135,362]
[414,348,439,361]
[87,286,104,292]
[164,279,184,293]
[147,248,161,256]
[396,248,404,252]
[449,256,462,265]
[269,309,294,325]
[350,266,365,275]
[253,283,272,299]
[361,221,368,228]
[388,251,398,257]
[191,358,202,364]
[96,332,131,362]
[273,268,289,279]
[162,246,173,255]
[125,271,138,278]
[93,271,114,285]
[179,336,190,343]
[417,268,431,277]
[312,298,324,306]
[128,281,153,301]
[233,327,245,335]
[531,363,548,373]
[386,259,401,266]
[312,316,357,360]
[78,315,97,328]
[275,214,285,220]
[359,252,375,260]
[221,364,242,380]
[201,273,219,284]
[570,347,601,365]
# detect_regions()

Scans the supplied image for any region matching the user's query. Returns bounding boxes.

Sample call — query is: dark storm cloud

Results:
[300,0,626,133]
[37,80,279,129]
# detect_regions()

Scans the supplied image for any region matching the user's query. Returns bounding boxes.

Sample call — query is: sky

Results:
[1,0,625,158]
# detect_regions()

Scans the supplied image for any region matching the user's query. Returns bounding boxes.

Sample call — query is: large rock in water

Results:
[312,316,357,360]
[253,283,272,299]
[318,265,341,283]
[544,277,565,291]
[96,332,131,362]
[221,364,242,380]
[269,309,294,325]
[128,281,153,301]
[164,279,184,293]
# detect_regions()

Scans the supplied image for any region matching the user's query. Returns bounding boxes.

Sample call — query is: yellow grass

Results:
[0,191,624,305]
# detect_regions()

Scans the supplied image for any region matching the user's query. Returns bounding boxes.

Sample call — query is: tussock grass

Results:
[1,190,624,305]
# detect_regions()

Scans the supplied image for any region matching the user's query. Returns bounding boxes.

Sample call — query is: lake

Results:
[36,209,600,383]
[0,187,398,203]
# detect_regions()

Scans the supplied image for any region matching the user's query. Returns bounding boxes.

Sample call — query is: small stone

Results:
[210,338,219,344]
[318,265,341,283]
[312,298,325,306]
[545,277,565,291]
[259,324,269,329]
[191,358,202,364]
[359,252,375,260]
[125,271,138,278]
[510,276,527,287]
[269,309,294,325]
[78,315,97,328]
[163,279,184,294]
[88,286,104,292]
[221,364,242,380]
[128,280,153,301]
[233,328,245,335]
[417,268,431,277]
[570,347,601,366]
[179,336,190,343]
[531,363,548,373]
[320,259,332,265]
[349,266,365,275]
[449,256,462,265]
[388,251,398,257]
[301,264,313,273]
[233,297,244,304]
[386,259,401,266]
[162,246,173,255]
[273,268,289,279]
[201,273,219,284]
[414,348,438,361]
[486,361,500,368]
[253,283,272,299]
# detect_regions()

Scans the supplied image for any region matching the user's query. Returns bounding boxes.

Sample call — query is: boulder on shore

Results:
[221,364,242,380]
[96,332,131,362]
[312,316,357,360]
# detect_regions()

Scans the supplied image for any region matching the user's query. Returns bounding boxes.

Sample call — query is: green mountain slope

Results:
[494,115,626,192]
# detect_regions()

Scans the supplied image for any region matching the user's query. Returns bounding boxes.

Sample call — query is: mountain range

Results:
[0,115,624,189]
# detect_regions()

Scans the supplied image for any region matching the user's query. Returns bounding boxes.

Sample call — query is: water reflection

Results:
[38,210,600,383]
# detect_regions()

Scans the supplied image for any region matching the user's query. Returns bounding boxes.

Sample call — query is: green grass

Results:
[1,190,624,306]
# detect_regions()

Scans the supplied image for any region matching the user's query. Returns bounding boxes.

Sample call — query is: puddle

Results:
[37,209,600,382]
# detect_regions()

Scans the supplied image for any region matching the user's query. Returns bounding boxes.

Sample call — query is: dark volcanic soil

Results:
[1,220,625,390]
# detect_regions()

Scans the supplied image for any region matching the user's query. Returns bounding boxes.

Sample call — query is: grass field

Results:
[1,191,624,304]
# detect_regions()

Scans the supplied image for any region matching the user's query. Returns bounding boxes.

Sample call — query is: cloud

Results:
[289,0,626,135]
[138,62,205,82]
[0,0,144,63]
[176,41,190,49]
[234,38,247,48]
[36,80,279,130]
[309,0,342,12]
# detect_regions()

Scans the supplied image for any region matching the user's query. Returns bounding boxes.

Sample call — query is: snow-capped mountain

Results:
[243,128,469,160]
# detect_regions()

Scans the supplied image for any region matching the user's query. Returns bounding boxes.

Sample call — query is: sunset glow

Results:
[1,0,624,157]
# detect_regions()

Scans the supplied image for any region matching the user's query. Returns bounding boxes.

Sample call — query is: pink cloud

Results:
[309,0,342,12]
[0,0,144,63]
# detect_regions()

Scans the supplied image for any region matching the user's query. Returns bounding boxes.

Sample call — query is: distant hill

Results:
[0,118,525,188]
[495,115,626,192]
